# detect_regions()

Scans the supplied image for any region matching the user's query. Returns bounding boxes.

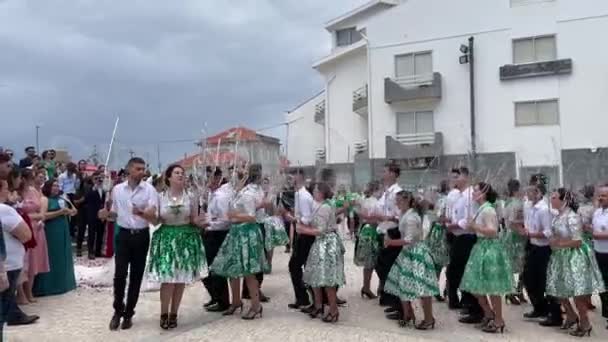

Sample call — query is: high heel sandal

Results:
[168,314,177,329]
[322,311,339,323]
[360,288,377,299]
[569,325,592,337]
[561,318,579,330]
[398,316,416,328]
[222,303,244,316]
[482,320,505,334]
[476,315,495,329]
[160,313,169,330]
[309,307,324,319]
[415,319,436,330]
[242,306,263,320]
[505,294,521,305]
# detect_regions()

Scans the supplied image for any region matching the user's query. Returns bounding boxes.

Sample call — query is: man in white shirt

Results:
[444,167,483,323]
[592,185,608,326]
[287,168,316,309]
[201,168,234,313]
[521,176,562,326]
[375,162,404,316]
[99,157,158,331]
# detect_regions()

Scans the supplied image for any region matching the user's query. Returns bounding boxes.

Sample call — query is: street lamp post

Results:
[35,125,40,153]
[459,36,476,170]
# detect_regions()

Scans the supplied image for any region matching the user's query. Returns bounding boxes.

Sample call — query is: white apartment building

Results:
[287,0,608,189]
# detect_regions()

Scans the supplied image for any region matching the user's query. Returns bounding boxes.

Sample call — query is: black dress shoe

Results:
[448,302,463,310]
[301,305,315,314]
[7,315,39,326]
[260,293,270,303]
[206,303,229,312]
[539,317,562,327]
[108,314,121,331]
[288,302,309,309]
[121,317,133,330]
[384,307,398,313]
[459,314,483,324]
[337,297,347,306]
[386,312,402,320]
[204,299,217,308]
[523,310,545,319]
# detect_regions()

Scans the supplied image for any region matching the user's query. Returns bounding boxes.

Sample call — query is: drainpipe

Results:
[468,36,477,171]
[325,75,337,165]
[360,32,373,159]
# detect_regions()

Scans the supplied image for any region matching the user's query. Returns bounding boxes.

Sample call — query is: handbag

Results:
[16,208,38,249]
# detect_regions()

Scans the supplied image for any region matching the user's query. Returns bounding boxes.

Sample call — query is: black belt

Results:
[120,227,149,235]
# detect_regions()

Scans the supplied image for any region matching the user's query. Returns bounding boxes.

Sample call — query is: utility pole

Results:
[459,36,476,171]
[157,144,162,173]
[35,125,40,153]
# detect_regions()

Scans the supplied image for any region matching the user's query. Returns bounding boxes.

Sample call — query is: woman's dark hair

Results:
[507,179,520,197]
[385,161,401,177]
[164,164,185,186]
[439,180,449,194]
[580,184,595,201]
[245,164,263,185]
[396,190,423,217]
[555,188,579,212]
[41,179,57,197]
[7,168,21,192]
[42,150,49,159]
[477,182,498,204]
[364,181,381,198]
[315,182,333,200]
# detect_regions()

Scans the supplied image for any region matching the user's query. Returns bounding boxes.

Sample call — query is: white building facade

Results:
[289,0,608,189]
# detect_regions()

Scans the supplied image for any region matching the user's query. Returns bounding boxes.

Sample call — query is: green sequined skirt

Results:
[303,233,346,288]
[546,243,605,298]
[148,224,207,283]
[460,237,513,295]
[502,229,527,274]
[262,217,289,251]
[354,224,380,269]
[209,222,269,279]
[384,243,439,302]
[425,223,448,267]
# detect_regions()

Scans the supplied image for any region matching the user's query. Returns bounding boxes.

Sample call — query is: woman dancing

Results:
[300,182,345,323]
[425,180,450,302]
[354,181,382,299]
[502,179,527,305]
[545,188,605,337]
[383,191,439,330]
[210,164,268,320]
[460,182,513,334]
[147,164,207,330]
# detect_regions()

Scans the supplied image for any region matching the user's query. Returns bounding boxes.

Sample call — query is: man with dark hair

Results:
[99,157,158,330]
[83,172,106,259]
[0,153,11,180]
[18,146,36,169]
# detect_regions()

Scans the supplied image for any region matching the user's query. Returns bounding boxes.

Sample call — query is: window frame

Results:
[394,51,433,79]
[396,111,435,135]
[335,27,362,47]
[514,98,560,127]
[512,34,557,64]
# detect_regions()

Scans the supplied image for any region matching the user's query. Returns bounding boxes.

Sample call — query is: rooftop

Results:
[324,0,398,31]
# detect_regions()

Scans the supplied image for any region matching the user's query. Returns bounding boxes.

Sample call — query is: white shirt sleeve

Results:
[300,193,314,225]
[539,207,553,239]
[0,204,24,233]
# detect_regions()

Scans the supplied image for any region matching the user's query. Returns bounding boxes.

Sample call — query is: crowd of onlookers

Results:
[0,146,121,331]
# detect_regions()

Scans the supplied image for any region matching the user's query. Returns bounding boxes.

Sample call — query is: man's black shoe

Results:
[204,299,216,308]
[108,314,121,331]
[539,317,562,327]
[458,314,483,324]
[386,312,402,320]
[288,302,309,310]
[448,302,463,310]
[7,315,39,326]
[121,317,133,330]
[384,307,398,313]
[206,303,229,312]
[523,310,545,319]
[337,297,347,306]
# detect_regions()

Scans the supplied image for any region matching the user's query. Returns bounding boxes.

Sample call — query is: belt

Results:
[120,227,149,235]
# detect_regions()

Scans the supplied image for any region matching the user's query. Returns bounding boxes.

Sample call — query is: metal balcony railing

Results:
[393,132,436,146]
[353,140,368,154]
[394,73,434,87]
[314,100,325,125]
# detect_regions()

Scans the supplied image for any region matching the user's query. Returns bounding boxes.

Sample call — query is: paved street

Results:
[6,241,608,342]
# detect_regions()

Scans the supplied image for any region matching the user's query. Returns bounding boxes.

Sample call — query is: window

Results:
[514,99,559,126]
[513,35,556,64]
[397,111,434,134]
[336,27,362,47]
[395,52,432,79]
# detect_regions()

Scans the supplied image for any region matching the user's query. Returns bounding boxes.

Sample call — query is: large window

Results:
[336,27,362,47]
[515,99,559,126]
[395,51,432,81]
[397,111,434,135]
[513,35,556,64]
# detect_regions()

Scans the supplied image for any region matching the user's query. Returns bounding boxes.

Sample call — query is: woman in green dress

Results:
[425,181,450,302]
[209,164,268,320]
[354,181,382,299]
[501,179,527,305]
[33,180,77,296]
[384,191,439,330]
[300,182,345,323]
[460,182,512,334]
[546,188,605,337]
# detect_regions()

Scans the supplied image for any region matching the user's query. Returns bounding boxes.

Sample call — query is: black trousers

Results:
[1,270,27,325]
[595,251,608,319]
[523,244,561,318]
[86,218,105,256]
[376,229,402,308]
[113,228,150,318]
[202,230,230,307]
[68,194,81,238]
[289,233,315,305]
[446,234,482,315]
[242,224,265,298]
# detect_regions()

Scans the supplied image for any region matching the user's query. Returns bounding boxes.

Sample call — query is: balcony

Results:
[352,85,368,116]
[384,72,442,104]
[314,100,325,125]
[499,58,572,81]
[385,132,443,159]
[315,148,326,162]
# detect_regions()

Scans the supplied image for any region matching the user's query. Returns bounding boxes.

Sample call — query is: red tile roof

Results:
[174,151,247,169]
[206,127,259,145]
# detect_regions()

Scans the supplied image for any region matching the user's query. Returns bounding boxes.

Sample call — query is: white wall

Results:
[365,0,608,170]
[317,48,369,164]
[285,92,325,167]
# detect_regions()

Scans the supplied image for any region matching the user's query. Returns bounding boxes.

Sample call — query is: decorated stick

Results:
[103,117,120,192]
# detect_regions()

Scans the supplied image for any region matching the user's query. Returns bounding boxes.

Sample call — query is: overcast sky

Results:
[0,0,365,171]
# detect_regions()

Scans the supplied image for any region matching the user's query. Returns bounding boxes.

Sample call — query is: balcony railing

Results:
[510,0,554,7]
[352,85,368,116]
[353,140,368,154]
[386,132,443,159]
[314,100,325,125]
[394,132,436,146]
[384,72,442,104]
[315,148,326,161]
[394,73,434,87]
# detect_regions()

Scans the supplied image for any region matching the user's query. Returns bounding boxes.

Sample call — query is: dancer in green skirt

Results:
[354,181,382,299]
[425,180,450,302]
[147,165,206,330]
[209,164,268,320]
[384,191,439,330]
[546,188,605,337]
[460,182,512,334]
[501,179,527,305]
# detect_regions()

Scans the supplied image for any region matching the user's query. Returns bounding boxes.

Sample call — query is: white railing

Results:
[510,0,554,6]
[394,132,435,146]
[353,141,368,153]
[314,100,325,125]
[394,73,434,87]
[315,148,326,160]
[352,85,368,103]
